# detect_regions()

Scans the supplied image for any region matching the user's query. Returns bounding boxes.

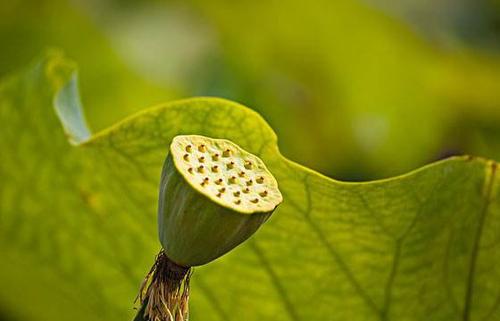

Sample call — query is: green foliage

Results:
[2,52,500,321]
[0,0,177,131]
[4,0,500,180]
[181,0,500,178]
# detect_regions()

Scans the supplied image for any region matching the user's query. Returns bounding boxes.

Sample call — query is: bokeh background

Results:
[1,0,500,318]
[3,0,500,181]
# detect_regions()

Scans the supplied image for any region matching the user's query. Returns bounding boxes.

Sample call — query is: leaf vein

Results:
[463,162,497,321]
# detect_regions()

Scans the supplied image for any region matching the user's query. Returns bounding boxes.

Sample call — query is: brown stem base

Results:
[136,250,192,321]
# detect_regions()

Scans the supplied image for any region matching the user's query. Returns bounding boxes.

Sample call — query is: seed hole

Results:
[238,171,246,177]
[243,188,250,194]
[198,156,205,163]
[215,178,223,185]
[227,162,235,169]
[198,144,207,152]
[183,154,189,161]
[228,176,237,184]
[185,145,192,153]
[259,191,268,197]
[219,188,226,193]
[251,198,259,203]
[256,176,264,184]
[216,193,222,198]
[212,153,220,161]
[211,165,219,173]
[246,180,253,186]
[188,167,193,174]
[234,200,241,205]
[223,149,231,157]
[197,166,205,173]
[244,161,252,169]
[233,191,241,197]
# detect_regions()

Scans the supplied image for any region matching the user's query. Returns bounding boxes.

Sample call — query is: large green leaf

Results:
[1,53,500,321]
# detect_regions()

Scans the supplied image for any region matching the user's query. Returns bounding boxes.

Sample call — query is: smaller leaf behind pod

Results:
[158,135,282,267]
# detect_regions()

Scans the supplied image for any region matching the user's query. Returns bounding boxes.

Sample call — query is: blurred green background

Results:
[3,0,500,181]
[1,0,500,317]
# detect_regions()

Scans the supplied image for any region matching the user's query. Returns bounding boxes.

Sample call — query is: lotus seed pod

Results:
[158,135,283,267]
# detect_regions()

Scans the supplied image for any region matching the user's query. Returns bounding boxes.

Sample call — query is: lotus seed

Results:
[256,177,264,184]
[215,178,223,185]
[212,153,219,161]
[211,165,219,172]
[197,166,205,173]
[185,145,192,152]
[251,198,259,203]
[246,180,253,186]
[238,171,245,177]
[198,144,206,152]
[244,161,252,169]
[233,191,240,197]
[183,154,190,161]
[199,156,205,163]
[223,149,231,157]
[243,188,250,194]
[219,188,226,193]
[188,167,193,174]
[227,162,235,169]
[229,176,237,184]
[216,193,222,198]
[259,191,268,197]
[234,200,241,205]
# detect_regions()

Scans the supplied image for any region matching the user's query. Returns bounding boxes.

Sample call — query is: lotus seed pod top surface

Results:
[170,135,282,214]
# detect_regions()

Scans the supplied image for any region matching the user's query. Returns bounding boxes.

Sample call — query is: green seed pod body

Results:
[158,135,282,267]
